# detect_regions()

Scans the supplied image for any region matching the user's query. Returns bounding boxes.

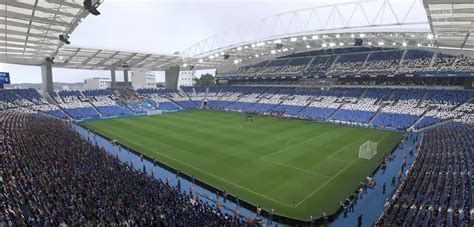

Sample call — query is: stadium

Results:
[0,0,473,226]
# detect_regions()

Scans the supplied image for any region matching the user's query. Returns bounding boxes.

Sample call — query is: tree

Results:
[195,73,215,86]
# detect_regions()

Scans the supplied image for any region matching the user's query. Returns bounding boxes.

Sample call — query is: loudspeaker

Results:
[59,35,70,44]
[354,38,363,46]
[84,0,101,15]
[223,54,230,60]
[83,0,92,9]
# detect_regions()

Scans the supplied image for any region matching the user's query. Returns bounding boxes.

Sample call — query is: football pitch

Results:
[80,110,403,220]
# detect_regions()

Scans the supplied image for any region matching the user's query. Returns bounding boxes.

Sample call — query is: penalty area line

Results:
[295,159,357,207]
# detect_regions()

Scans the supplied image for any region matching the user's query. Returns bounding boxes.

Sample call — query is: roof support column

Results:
[123,70,129,82]
[165,66,180,89]
[41,58,53,93]
[110,70,116,88]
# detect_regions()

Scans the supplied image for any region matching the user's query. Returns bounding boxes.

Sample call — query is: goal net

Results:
[147,110,162,115]
[359,141,378,160]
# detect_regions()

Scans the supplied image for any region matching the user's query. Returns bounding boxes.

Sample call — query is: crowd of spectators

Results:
[375,122,473,226]
[217,49,473,79]
[0,86,471,131]
[0,112,234,226]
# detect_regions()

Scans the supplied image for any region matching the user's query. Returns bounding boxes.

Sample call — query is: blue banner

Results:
[0,72,10,84]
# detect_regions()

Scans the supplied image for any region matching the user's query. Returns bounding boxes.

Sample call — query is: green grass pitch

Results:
[80,110,403,220]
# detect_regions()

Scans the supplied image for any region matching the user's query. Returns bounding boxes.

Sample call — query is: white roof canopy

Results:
[424,0,474,50]
[53,46,185,71]
[1,0,473,71]
[0,0,89,65]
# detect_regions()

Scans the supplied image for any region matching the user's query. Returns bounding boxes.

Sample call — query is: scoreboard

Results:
[0,72,10,84]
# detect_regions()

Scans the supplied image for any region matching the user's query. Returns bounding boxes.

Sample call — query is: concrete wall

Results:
[41,60,53,93]
[165,66,180,89]
[132,71,156,89]
[178,70,196,87]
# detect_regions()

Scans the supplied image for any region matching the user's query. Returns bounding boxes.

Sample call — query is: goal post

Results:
[359,141,378,160]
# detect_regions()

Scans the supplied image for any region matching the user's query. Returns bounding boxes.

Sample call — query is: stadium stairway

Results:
[397,50,408,67]
[411,118,454,132]
[361,52,371,68]
[368,104,386,125]
[416,90,429,108]
[89,102,104,117]
[326,99,347,120]
[295,100,315,116]
[327,55,340,71]
[358,88,368,99]
[332,133,422,227]
[428,52,437,67]
[407,110,431,132]
[40,91,58,105]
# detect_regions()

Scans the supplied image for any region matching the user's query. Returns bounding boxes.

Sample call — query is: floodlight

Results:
[306,45,310,49]
[322,43,328,48]
[312,35,319,40]
[59,35,71,45]
[402,42,407,47]
[290,37,297,42]
[84,0,101,16]
[427,34,434,40]
[302,36,307,41]
[329,42,336,47]
[233,59,239,64]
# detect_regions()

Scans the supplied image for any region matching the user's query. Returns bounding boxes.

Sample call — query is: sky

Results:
[0,0,427,84]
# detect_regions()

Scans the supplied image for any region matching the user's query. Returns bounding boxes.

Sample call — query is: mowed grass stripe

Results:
[85,114,329,203]
[81,110,403,220]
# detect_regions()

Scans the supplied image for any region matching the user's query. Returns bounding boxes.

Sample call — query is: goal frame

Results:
[359,141,378,160]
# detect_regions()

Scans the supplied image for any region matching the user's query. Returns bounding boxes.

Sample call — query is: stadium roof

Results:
[53,46,184,71]
[0,0,194,70]
[424,0,474,50]
[0,0,88,65]
[1,0,473,71]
